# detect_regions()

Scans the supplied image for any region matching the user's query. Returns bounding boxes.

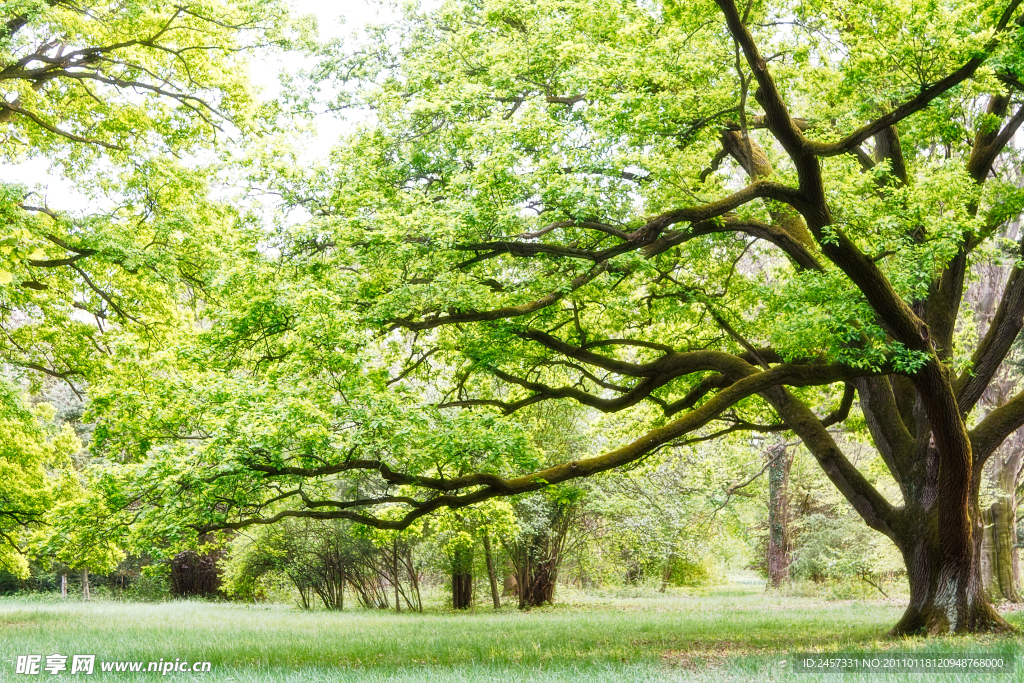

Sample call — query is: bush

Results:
[790,513,903,595]
[664,555,722,588]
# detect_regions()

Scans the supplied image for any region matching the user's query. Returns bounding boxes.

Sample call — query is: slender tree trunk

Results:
[393,536,401,613]
[401,546,423,612]
[766,442,793,587]
[981,441,1023,602]
[81,567,89,602]
[515,550,529,609]
[659,554,674,592]
[451,541,473,610]
[482,532,501,609]
[61,574,67,598]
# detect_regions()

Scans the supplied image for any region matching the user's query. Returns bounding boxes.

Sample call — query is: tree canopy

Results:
[0,0,290,382]
[0,0,288,576]
[7,0,1024,635]
[0,382,78,577]
[1,0,278,163]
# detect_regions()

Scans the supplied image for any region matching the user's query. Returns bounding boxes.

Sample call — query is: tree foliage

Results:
[0,381,78,577]
[15,0,1024,634]
[0,0,288,568]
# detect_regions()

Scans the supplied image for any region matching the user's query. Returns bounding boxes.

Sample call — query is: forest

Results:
[4,0,1024,679]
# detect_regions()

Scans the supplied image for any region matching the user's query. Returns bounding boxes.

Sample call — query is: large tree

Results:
[90,0,1024,635]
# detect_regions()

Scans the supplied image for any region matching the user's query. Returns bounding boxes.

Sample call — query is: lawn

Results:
[1,583,1021,682]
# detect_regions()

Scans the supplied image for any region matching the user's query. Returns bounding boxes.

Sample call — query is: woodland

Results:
[4,0,1024,658]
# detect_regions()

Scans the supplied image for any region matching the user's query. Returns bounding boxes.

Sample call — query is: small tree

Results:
[502,489,582,608]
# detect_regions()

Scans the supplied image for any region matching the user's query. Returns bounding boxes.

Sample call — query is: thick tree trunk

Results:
[482,532,501,609]
[859,365,1012,634]
[772,368,1013,635]
[766,442,792,587]
[890,496,1012,635]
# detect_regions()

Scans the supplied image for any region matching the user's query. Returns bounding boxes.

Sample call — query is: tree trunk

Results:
[517,554,558,607]
[766,442,793,588]
[891,512,1010,634]
[506,499,574,608]
[482,532,501,609]
[881,369,1017,633]
[981,442,1023,602]
[451,543,473,610]
[659,554,674,592]
[81,567,90,602]
[771,371,1013,635]
[887,438,1012,637]
[452,571,473,609]
[61,574,67,598]
[399,546,423,612]
[393,536,401,613]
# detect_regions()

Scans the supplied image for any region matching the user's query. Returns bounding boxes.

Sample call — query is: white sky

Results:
[0,0,395,209]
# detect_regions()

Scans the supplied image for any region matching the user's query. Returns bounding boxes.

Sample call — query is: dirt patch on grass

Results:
[0,621,31,628]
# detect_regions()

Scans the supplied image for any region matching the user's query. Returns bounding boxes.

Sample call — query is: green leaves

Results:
[31,0,1024,560]
[0,381,81,577]
[0,0,290,169]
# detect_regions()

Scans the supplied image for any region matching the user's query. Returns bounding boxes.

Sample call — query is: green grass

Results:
[1,585,1022,681]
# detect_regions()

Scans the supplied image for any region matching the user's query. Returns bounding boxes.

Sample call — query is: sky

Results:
[0,0,395,209]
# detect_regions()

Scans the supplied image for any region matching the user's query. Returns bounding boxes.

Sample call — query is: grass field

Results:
[1,584,1022,682]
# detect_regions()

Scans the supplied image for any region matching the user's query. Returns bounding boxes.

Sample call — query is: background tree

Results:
[964,230,1024,601]
[502,487,582,608]
[765,441,794,588]
[581,437,756,590]
[433,500,515,609]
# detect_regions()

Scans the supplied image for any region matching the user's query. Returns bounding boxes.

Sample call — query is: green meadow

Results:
[2,585,1022,682]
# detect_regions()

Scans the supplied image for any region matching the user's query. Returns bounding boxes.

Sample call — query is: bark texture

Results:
[981,439,1023,602]
[452,571,473,610]
[483,532,501,609]
[451,544,473,610]
[891,501,1011,635]
[766,442,793,587]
